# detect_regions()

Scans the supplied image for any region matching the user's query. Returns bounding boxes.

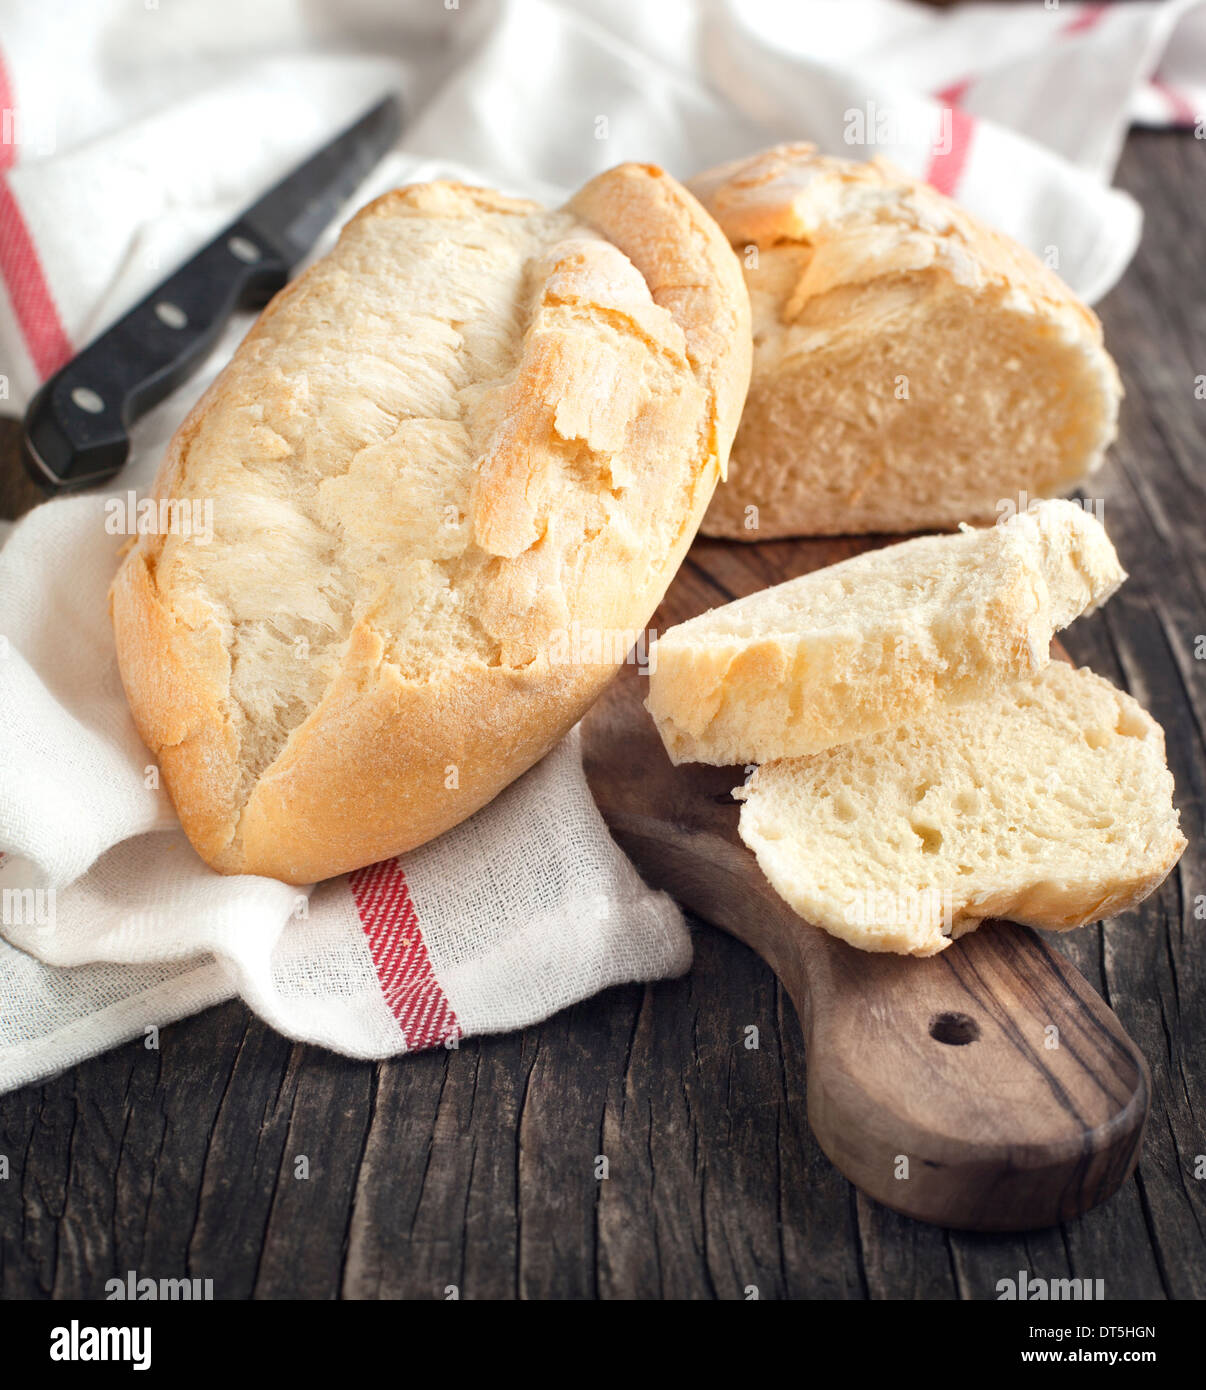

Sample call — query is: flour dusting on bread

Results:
[111,167,751,882]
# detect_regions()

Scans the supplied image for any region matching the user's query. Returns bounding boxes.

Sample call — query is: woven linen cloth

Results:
[1,0,1202,1092]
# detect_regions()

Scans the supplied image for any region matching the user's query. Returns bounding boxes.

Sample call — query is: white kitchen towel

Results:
[1,0,1202,1093]
[2,0,1205,403]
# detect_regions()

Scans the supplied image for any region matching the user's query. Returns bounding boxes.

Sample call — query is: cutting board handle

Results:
[583,667,1150,1231]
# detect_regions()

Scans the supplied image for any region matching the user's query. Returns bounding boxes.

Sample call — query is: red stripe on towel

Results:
[1151,77,1197,127]
[0,47,73,378]
[0,49,16,175]
[933,78,972,108]
[349,858,461,1050]
[925,104,975,197]
[1063,4,1109,37]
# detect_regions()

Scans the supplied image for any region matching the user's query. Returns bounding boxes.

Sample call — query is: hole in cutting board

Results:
[929,1011,980,1046]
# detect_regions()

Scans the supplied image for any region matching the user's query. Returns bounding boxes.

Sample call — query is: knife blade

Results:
[22,92,403,493]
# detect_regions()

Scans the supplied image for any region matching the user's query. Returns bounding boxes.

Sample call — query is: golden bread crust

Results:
[111,165,751,882]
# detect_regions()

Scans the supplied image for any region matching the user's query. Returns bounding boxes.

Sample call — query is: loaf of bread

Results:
[735,662,1185,955]
[688,144,1122,539]
[646,499,1124,766]
[111,166,751,883]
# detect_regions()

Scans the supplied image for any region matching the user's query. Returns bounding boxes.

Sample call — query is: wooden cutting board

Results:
[581,533,1150,1232]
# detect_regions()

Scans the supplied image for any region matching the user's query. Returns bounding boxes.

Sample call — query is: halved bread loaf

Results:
[646,499,1124,766]
[689,144,1122,539]
[735,662,1185,956]
[111,165,751,883]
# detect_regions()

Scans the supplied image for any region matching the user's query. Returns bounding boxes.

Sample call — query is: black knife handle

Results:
[22,219,289,493]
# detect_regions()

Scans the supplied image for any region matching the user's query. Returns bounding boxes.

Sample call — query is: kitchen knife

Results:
[22,92,402,493]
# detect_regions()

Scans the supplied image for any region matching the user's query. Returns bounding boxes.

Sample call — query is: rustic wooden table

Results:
[0,129,1202,1301]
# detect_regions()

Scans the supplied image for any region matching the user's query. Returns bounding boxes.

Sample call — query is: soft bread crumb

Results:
[646,498,1125,766]
[735,662,1185,956]
[689,144,1122,539]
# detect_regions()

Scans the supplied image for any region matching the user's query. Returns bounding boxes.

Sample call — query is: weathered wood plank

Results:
[1056,129,1206,1302]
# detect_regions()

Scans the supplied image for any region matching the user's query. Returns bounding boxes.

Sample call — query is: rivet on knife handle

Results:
[23,227,289,492]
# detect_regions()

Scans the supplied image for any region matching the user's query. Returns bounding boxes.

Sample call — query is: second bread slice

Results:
[734,662,1185,956]
[646,499,1124,766]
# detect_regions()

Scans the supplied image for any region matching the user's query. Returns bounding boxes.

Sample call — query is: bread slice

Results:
[735,662,1185,956]
[688,144,1122,539]
[111,166,751,883]
[646,499,1125,766]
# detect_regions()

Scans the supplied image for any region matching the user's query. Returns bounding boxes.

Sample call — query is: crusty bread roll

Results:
[111,166,751,883]
[646,499,1124,766]
[735,662,1185,956]
[688,144,1122,539]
